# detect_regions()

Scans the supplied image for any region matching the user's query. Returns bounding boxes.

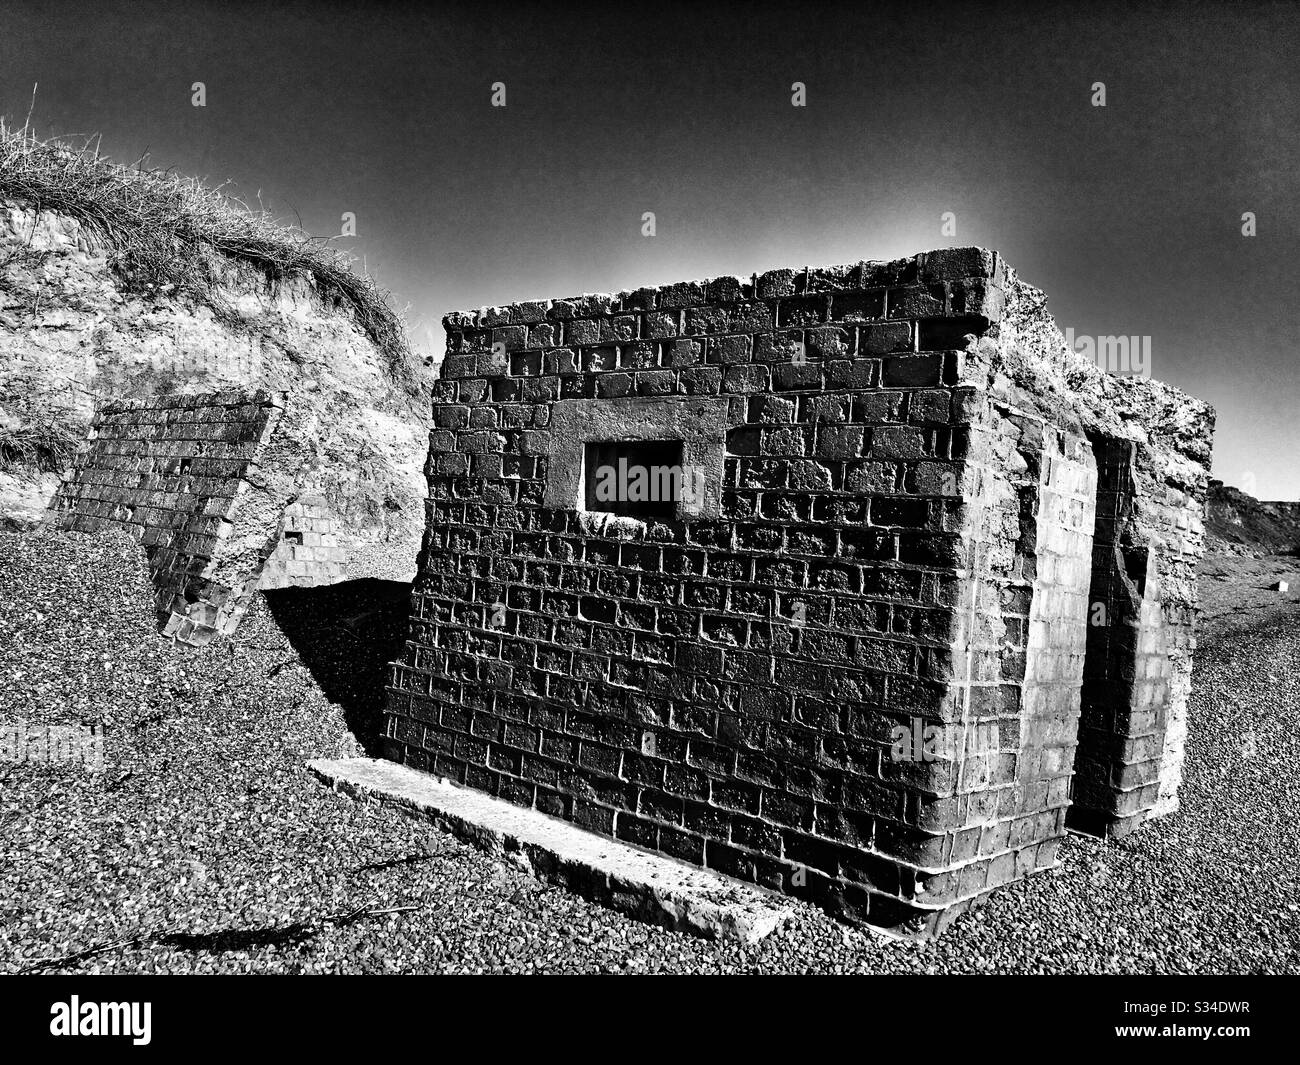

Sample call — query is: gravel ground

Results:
[1,528,1297,974]
[1196,550,1300,649]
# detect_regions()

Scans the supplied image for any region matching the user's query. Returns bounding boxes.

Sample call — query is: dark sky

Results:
[3,0,1297,497]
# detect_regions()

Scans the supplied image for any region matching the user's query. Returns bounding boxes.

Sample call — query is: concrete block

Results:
[307,757,794,945]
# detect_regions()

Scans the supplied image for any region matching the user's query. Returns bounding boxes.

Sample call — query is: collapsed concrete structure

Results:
[375,247,1213,935]
[49,389,350,645]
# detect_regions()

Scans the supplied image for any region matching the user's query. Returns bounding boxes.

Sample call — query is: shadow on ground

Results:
[264,578,412,754]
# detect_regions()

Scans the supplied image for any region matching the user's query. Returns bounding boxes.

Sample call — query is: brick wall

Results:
[985,277,1213,837]
[49,389,351,645]
[381,247,1214,933]
[382,248,1135,933]
[913,402,1097,920]
[1069,434,1202,835]
[258,492,348,590]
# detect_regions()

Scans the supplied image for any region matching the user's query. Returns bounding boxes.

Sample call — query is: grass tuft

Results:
[0,415,79,474]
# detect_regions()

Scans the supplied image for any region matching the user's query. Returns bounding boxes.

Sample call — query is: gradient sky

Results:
[3,0,1297,497]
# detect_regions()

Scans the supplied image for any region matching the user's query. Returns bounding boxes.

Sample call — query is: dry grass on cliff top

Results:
[0,121,418,393]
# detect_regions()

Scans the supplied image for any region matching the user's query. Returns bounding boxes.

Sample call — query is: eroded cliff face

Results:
[0,200,428,561]
[1205,480,1300,556]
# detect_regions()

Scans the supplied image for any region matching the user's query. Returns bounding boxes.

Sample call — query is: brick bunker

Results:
[382,248,1215,936]
[49,389,349,646]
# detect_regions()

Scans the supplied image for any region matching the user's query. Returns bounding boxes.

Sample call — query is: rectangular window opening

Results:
[584,440,686,520]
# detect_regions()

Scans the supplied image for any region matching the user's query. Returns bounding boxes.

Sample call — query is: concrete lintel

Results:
[544,396,731,520]
[307,757,795,945]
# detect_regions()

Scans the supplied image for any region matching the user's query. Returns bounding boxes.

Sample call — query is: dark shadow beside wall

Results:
[265,577,413,754]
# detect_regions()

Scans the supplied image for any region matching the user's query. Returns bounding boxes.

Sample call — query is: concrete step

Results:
[307,757,795,945]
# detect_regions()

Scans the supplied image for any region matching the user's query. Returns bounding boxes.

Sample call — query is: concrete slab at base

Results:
[307,757,795,945]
